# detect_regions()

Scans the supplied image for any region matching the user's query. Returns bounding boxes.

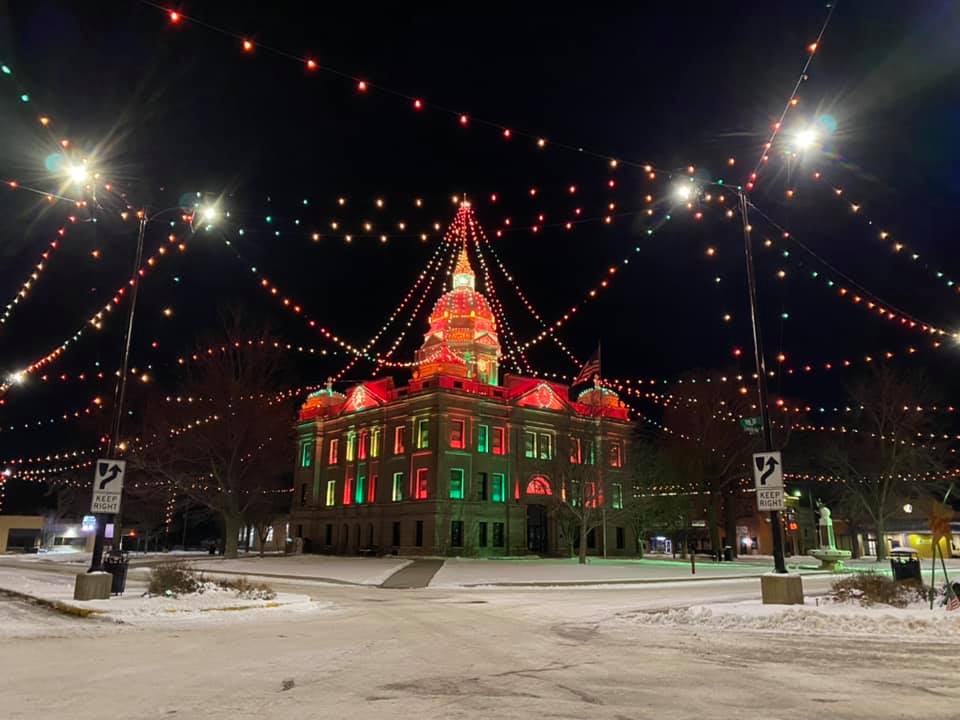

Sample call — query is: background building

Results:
[289,236,633,556]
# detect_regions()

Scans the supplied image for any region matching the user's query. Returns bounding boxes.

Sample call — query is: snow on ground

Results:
[429,556,803,587]
[621,596,960,639]
[0,566,324,629]
[188,554,411,585]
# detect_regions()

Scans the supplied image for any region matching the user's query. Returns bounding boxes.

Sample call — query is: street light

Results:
[673,182,696,202]
[1,468,11,478]
[66,163,90,185]
[793,128,818,152]
[87,200,222,572]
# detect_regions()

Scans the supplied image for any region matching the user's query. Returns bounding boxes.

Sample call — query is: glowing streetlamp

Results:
[673,182,696,202]
[66,163,90,185]
[792,128,818,152]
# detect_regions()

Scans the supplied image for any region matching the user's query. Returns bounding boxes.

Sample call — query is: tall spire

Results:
[452,243,475,290]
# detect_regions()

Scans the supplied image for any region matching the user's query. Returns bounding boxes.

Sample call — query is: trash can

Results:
[889,547,921,582]
[103,552,130,595]
[723,546,733,562]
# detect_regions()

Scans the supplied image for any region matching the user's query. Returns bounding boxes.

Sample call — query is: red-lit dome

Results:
[417,232,502,386]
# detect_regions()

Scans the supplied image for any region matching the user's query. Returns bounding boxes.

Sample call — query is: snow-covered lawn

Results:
[621,596,960,639]
[187,554,411,585]
[0,566,323,629]
[429,556,795,587]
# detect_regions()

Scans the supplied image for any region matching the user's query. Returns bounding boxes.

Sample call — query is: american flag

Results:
[572,346,601,388]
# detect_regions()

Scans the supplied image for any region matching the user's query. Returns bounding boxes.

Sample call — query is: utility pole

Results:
[739,191,787,574]
[88,212,147,573]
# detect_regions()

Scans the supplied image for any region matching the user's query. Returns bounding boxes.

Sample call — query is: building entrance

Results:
[527,504,548,554]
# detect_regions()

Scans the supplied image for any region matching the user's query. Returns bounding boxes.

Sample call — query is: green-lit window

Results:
[586,440,596,465]
[477,424,489,453]
[523,431,536,458]
[355,475,366,504]
[491,473,506,503]
[612,482,623,510]
[450,469,465,500]
[417,418,430,449]
[537,433,552,460]
[299,440,314,468]
[392,472,404,502]
[325,480,336,507]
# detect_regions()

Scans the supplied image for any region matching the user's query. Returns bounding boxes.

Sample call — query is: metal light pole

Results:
[88,212,147,572]
[739,190,787,574]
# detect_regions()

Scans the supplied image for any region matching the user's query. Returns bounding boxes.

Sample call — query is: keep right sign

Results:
[752,451,785,512]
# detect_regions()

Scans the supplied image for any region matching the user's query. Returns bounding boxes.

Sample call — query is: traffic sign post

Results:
[87,459,126,572]
[753,451,786,512]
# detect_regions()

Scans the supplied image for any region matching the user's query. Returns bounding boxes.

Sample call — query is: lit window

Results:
[417,418,430,449]
[586,440,596,465]
[569,436,582,464]
[392,472,404,501]
[450,469,465,499]
[355,475,366,504]
[325,480,336,506]
[450,419,465,449]
[523,431,536,458]
[415,468,429,499]
[368,474,377,503]
[371,427,381,458]
[328,438,339,465]
[299,440,314,468]
[525,475,552,495]
[612,482,623,510]
[609,441,622,468]
[491,473,505,503]
[346,431,356,462]
[492,427,505,455]
[359,430,369,460]
[538,433,552,460]
[585,481,602,508]
[343,470,353,505]
[394,425,405,454]
[477,424,489,453]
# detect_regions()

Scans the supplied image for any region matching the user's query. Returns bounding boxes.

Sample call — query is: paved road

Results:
[380,558,445,588]
[3,574,957,719]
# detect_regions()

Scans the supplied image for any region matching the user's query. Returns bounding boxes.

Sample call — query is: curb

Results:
[446,570,833,588]
[0,587,105,619]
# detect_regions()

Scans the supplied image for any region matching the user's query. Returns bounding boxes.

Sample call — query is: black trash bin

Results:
[889,547,921,582]
[103,552,130,595]
[723,546,733,562]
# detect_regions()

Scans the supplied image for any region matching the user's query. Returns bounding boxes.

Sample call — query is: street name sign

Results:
[90,459,126,514]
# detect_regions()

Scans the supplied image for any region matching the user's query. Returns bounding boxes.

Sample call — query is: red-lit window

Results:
[450,419,465,449]
[359,430,369,460]
[328,438,340,465]
[585,481,602,509]
[609,441,622,468]
[343,470,354,505]
[414,468,429,500]
[492,427,505,455]
[569,437,582,464]
[394,426,405,454]
[526,475,552,495]
[368,474,377,503]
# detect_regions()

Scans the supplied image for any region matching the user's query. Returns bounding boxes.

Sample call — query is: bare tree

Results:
[129,320,294,558]
[622,435,685,557]
[554,462,605,564]
[823,366,948,561]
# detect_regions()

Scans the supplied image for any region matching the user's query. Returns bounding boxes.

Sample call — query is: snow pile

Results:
[626,598,960,639]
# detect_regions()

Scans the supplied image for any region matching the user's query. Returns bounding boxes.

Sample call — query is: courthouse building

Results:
[289,238,634,556]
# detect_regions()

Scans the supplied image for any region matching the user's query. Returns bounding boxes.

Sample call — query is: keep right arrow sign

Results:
[752,451,783,488]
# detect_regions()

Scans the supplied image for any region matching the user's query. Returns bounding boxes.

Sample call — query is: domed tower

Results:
[416,238,502,385]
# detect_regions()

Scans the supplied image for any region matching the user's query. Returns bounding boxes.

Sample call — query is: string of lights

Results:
[744,2,837,191]
[143,2,706,179]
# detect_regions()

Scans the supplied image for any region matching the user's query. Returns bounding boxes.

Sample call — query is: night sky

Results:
[2,1,960,511]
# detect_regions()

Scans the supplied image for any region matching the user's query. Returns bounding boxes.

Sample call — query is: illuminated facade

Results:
[289,236,634,556]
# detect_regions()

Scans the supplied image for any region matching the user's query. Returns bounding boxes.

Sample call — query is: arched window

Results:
[526,475,552,496]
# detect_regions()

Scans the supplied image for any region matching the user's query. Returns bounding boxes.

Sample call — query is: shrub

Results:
[215,576,276,600]
[147,562,201,596]
[829,571,926,608]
